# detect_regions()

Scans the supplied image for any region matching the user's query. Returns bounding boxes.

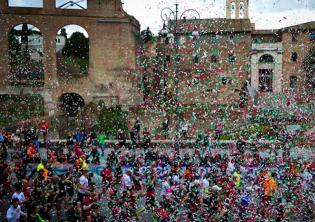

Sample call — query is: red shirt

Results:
[73,144,83,158]
[40,122,49,132]
[101,168,112,182]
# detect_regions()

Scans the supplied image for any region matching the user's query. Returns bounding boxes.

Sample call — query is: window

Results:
[221,76,227,85]
[56,0,87,9]
[290,76,298,88]
[8,0,43,8]
[193,55,199,64]
[166,55,171,62]
[228,54,236,64]
[231,2,236,18]
[259,69,273,92]
[310,32,315,41]
[253,37,262,44]
[292,32,298,42]
[211,55,217,63]
[291,52,298,62]
[239,2,245,18]
[228,35,234,43]
[210,35,219,44]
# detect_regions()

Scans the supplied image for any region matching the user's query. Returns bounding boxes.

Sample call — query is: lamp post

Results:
[159,3,200,150]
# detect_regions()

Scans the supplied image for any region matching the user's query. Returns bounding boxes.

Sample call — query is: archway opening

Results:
[58,93,85,117]
[56,24,89,79]
[8,23,44,86]
[239,1,245,18]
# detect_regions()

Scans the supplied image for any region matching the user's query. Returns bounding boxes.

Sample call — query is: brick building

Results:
[143,0,314,108]
[138,0,314,136]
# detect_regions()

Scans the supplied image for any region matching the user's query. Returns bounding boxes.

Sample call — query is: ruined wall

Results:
[0,0,141,118]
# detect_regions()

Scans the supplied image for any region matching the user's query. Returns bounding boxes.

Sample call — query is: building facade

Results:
[146,0,314,109]
[137,0,314,136]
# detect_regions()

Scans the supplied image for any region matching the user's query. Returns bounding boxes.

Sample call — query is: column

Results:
[0,0,9,14]
[251,54,259,90]
[243,0,249,19]
[44,0,55,10]
[0,27,9,89]
[42,30,58,89]
[235,0,240,19]
[274,53,283,93]
[226,0,231,18]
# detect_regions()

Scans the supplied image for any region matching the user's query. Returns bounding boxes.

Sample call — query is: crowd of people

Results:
[0,122,314,222]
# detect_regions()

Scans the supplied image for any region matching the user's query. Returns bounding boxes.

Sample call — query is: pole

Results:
[174,3,180,150]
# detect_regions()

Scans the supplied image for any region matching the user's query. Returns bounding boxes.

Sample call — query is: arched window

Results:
[228,53,236,64]
[231,2,236,18]
[239,1,245,18]
[259,54,274,63]
[291,52,298,62]
[193,55,199,64]
[8,23,44,86]
[56,25,89,79]
[290,76,298,88]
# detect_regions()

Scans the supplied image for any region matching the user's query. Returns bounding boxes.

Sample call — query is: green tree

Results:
[62,32,89,59]
[97,102,128,138]
[303,47,315,90]
[140,27,154,43]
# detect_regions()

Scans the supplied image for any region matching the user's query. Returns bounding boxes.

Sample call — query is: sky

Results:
[123,0,315,33]
[8,0,315,34]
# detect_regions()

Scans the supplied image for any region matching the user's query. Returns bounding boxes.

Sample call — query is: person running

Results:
[6,198,27,222]
[97,132,106,157]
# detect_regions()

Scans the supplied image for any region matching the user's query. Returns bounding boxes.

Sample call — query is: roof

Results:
[280,21,315,32]
[252,29,279,35]
[169,18,252,34]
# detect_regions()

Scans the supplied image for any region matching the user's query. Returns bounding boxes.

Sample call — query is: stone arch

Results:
[58,92,85,117]
[8,23,44,86]
[55,24,89,79]
[259,54,274,63]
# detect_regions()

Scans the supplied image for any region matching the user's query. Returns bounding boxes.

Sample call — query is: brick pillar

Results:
[0,0,9,12]
[0,26,9,89]
[0,1,9,88]
[88,0,99,11]
[44,0,55,10]
[244,0,249,19]
[42,30,57,88]
[226,0,231,18]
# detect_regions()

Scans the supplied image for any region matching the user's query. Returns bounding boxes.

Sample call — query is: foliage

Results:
[57,55,88,77]
[58,32,89,77]
[140,27,154,43]
[0,94,45,126]
[62,32,89,59]
[96,103,129,139]
[218,134,233,140]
